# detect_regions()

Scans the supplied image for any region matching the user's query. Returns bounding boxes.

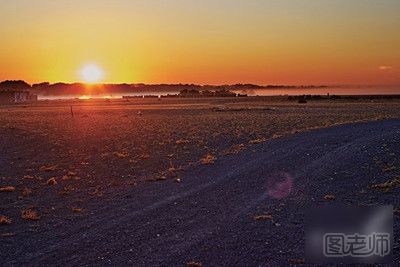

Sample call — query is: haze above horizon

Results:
[1,0,399,88]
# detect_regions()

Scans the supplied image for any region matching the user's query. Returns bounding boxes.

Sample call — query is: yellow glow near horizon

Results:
[81,64,103,83]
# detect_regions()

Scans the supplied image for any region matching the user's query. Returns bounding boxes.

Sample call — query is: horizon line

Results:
[1,79,400,88]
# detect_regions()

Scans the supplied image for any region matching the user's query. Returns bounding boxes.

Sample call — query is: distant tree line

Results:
[0,80,329,96]
[178,89,245,97]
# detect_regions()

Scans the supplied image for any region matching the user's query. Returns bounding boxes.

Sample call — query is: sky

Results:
[0,0,399,85]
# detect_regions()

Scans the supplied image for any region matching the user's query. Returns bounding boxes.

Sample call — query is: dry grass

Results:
[154,174,167,181]
[0,215,12,225]
[370,177,400,192]
[0,186,16,192]
[186,261,202,267]
[175,139,189,144]
[287,258,305,264]
[249,138,266,144]
[72,207,82,213]
[382,165,397,172]
[201,154,216,165]
[22,187,32,197]
[47,177,58,185]
[222,143,246,155]
[39,165,57,172]
[21,209,41,221]
[1,232,15,237]
[254,214,273,221]
[62,171,79,180]
[272,133,284,139]
[323,194,336,200]
[113,151,129,158]
[168,166,177,173]
[139,154,150,160]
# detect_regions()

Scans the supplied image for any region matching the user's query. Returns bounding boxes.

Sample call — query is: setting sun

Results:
[81,64,103,83]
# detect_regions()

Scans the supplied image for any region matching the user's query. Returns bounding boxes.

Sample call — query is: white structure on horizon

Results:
[0,88,37,104]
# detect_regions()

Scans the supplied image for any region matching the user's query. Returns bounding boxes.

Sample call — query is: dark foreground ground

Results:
[1,98,400,265]
[1,119,400,265]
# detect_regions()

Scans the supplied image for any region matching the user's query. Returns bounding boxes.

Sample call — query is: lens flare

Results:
[266,172,293,199]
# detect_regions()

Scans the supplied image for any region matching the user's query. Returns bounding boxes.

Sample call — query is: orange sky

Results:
[0,0,399,85]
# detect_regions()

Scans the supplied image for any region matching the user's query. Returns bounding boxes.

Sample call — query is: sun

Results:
[80,64,103,83]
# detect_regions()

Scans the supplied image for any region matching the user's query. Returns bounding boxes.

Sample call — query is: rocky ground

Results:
[1,97,400,265]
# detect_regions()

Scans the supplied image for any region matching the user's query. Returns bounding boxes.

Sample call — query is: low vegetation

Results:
[254,214,273,221]
[323,194,336,200]
[0,215,12,225]
[0,97,399,228]
[201,154,216,165]
[0,186,16,192]
[21,209,41,221]
[370,177,400,192]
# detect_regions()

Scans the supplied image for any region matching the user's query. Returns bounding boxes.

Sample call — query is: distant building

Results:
[0,88,37,104]
[178,88,246,98]
[0,80,37,104]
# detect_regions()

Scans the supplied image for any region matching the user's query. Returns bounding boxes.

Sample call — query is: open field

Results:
[1,97,400,265]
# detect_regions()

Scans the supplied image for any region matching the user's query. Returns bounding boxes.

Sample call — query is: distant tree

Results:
[32,82,50,89]
[178,88,200,97]
[0,80,31,90]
